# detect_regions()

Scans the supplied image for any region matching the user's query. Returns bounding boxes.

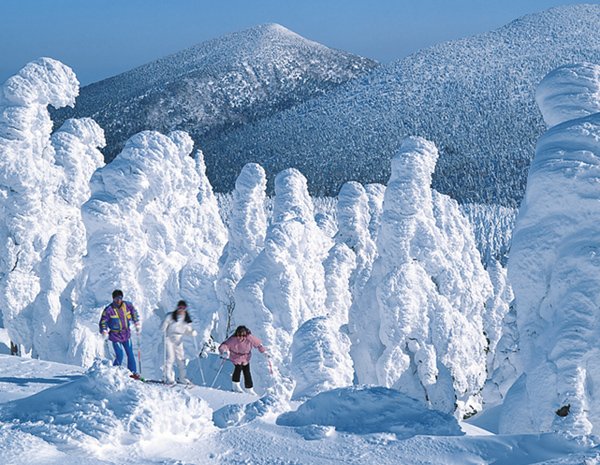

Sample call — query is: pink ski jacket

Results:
[219,334,266,365]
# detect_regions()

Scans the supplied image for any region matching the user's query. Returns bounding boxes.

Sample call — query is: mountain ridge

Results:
[201,4,600,206]
[52,23,378,162]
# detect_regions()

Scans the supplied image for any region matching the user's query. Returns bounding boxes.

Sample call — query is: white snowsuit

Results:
[161,313,195,383]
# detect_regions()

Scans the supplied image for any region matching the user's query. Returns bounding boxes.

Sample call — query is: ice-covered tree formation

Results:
[216,163,267,339]
[364,183,385,242]
[335,182,377,297]
[461,203,516,267]
[501,63,600,435]
[32,118,105,362]
[349,137,493,417]
[70,130,226,374]
[0,58,79,355]
[234,168,332,395]
[481,260,516,405]
[290,182,377,399]
[290,313,354,400]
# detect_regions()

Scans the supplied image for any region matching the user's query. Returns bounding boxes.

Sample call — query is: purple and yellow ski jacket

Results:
[99,301,139,343]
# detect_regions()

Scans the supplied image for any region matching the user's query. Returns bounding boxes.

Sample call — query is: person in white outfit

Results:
[161,300,197,384]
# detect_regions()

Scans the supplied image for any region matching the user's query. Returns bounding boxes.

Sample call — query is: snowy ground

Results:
[0,355,598,465]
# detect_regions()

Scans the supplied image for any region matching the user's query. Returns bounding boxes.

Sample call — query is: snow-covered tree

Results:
[31,117,105,362]
[234,168,332,396]
[290,182,377,399]
[481,259,516,405]
[0,58,78,355]
[501,63,600,435]
[290,315,354,400]
[350,137,492,417]
[364,183,385,242]
[70,131,225,374]
[335,181,377,298]
[215,163,267,339]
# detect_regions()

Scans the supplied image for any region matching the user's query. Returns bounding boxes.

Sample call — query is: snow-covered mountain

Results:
[203,4,600,206]
[52,23,377,163]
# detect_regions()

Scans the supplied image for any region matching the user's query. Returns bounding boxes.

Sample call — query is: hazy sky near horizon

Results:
[0,0,589,85]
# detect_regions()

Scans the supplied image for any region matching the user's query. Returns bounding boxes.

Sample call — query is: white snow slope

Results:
[1,354,598,465]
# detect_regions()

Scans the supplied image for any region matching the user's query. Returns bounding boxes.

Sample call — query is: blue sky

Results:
[0,0,589,85]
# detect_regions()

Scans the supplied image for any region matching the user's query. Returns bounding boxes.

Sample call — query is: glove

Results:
[101,330,109,339]
[220,351,229,360]
[192,330,198,337]
[134,322,141,334]
[199,351,208,359]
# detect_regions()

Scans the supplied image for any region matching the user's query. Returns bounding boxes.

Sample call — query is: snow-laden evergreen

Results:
[215,163,267,340]
[364,183,385,242]
[290,314,354,400]
[0,58,79,357]
[501,63,600,435]
[70,130,226,375]
[461,203,516,267]
[481,259,516,405]
[33,117,105,362]
[335,181,377,298]
[234,168,332,396]
[350,137,493,417]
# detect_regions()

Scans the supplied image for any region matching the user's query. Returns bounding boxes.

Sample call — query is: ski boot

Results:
[232,381,244,393]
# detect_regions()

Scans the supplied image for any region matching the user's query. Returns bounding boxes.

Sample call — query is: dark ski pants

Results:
[112,339,137,373]
[232,363,253,388]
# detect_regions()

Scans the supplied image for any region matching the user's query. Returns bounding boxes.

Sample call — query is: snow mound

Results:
[276,386,464,438]
[0,361,214,451]
[212,394,285,429]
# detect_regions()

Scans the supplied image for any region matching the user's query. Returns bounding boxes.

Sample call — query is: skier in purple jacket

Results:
[99,289,141,377]
[219,325,268,395]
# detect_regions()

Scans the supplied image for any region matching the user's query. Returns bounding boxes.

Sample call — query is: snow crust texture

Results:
[502,62,600,435]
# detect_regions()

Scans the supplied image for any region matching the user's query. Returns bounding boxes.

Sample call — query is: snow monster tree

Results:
[0,58,79,357]
[502,63,600,435]
[349,136,493,418]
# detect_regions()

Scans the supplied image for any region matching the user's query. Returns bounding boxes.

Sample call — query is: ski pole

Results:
[210,357,227,388]
[136,332,142,375]
[104,337,113,362]
[193,335,206,385]
[163,332,167,383]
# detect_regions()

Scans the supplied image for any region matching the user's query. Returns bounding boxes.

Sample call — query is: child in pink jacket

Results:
[219,325,268,395]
